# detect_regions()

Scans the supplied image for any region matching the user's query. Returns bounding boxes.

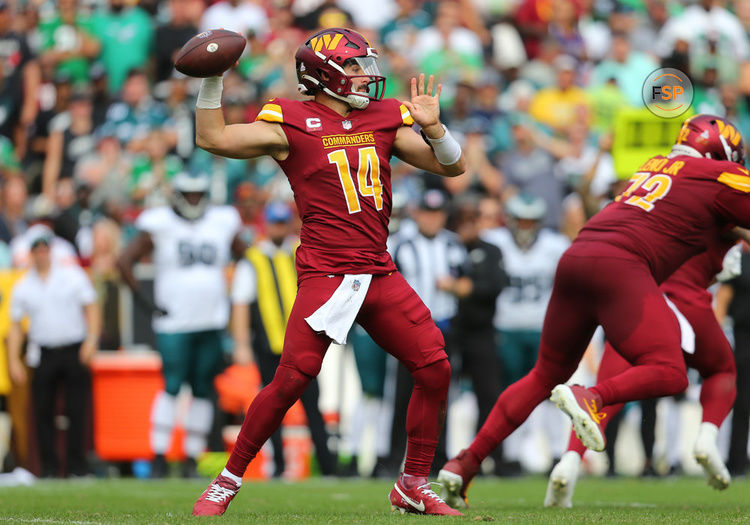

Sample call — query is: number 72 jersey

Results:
[255,97,414,279]
[575,154,750,284]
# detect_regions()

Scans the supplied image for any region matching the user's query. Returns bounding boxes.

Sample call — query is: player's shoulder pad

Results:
[538,229,571,252]
[255,98,292,124]
[134,206,172,233]
[480,226,512,248]
[377,98,414,127]
[208,204,242,228]
[397,102,414,126]
[716,163,750,193]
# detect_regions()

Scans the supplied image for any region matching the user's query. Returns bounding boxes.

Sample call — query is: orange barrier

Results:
[91,352,313,479]
[91,351,164,461]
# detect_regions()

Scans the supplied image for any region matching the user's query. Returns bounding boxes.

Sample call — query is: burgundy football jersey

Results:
[255,97,414,279]
[660,236,738,303]
[573,154,750,283]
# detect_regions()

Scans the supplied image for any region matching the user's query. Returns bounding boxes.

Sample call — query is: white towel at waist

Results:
[305,274,372,344]
[664,295,695,354]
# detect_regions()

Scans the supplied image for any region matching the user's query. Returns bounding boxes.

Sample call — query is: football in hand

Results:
[174,29,246,78]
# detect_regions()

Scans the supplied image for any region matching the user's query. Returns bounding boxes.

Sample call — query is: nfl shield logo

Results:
[352,279,361,291]
[342,120,352,130]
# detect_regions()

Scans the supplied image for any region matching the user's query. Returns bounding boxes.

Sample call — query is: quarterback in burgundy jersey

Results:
[191,28,466,517]
[545,237,741,508]
[439,114,750,508]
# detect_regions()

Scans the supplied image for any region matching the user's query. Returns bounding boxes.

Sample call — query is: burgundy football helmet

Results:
[672,114,746,165]
[295,28,385,110]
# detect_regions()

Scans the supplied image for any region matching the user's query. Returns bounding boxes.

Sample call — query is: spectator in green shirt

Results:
[38,0,100,86]
[90,0,153,94]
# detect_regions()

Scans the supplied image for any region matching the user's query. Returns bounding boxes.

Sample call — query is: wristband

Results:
[422,125,462,165]
[196,76,223,109]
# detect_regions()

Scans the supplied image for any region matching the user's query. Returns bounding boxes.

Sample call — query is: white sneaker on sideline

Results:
[544,451,581,508]
[694,422,730,490]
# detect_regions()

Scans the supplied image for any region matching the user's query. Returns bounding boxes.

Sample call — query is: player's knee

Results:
[663,365,689,395]
[271,364,313,402]
[412,358,451,394]
[720,355,737,377]
[530,362,574,390]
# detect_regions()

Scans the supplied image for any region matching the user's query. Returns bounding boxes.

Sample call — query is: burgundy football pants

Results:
[226,272,449,478]
[566,292,737,455]
[469,250,691,462]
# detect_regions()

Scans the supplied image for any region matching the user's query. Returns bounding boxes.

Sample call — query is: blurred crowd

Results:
[0,0,749,268]
[1,0,750,479]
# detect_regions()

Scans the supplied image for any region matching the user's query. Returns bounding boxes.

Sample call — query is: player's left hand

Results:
[403,74,443,138]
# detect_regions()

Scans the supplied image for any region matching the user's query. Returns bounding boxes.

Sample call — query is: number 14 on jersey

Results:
[328,146,383,214]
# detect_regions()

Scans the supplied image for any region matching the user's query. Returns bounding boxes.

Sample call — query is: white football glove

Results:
[716,243,743,282]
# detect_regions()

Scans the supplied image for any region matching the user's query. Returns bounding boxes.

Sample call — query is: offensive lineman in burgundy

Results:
[190,28,466,517]
[438,114,750,507]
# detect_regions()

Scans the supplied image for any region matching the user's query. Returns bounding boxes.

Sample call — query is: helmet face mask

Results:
[171,173,210,221]
[673,114,746,165]
[505,194,547,249]
[296,28,386,110]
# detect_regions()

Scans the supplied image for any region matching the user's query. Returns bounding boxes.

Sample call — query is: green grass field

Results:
[1,476,749,524]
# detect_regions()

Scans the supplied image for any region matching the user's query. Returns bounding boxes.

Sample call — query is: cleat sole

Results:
[545,476,572,508]
[550,385,605,452]
[694,452,730,491]
[437,469,467,509]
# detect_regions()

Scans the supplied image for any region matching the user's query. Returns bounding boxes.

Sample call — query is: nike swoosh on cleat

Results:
[394,484,425,512]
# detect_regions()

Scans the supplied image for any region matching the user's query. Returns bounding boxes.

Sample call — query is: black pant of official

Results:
[254,350,336,476]
[452,328,504,469]
[32,342,90,477]
[729,328,750,475]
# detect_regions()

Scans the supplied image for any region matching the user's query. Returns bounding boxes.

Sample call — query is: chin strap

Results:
[669,144,704,159]
[301,73,370,109]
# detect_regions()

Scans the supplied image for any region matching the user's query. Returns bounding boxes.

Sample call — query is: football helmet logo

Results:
[673,114,746,165]
[295,28,385,110]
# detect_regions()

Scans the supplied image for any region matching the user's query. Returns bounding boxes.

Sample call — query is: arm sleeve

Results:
[713,180,750,227]
[227,207,243,237]
[74,267,98,305]
[447,239,466,276]
[255,100,284,124]
[9,284,25,322]
[134,209,159,235]
[399,103,414,126]
[231,259,257,304]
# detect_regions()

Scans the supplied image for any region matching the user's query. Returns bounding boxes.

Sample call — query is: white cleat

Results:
[550,385,606,452]
[694,422,730,491]
[544,451,581,508]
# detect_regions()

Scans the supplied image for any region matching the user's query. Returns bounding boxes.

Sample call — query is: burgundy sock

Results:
[566,402,624,456]
[591,364,687,406]
[468,368,553,463]
[225,365,311,477]
[699,371,736,427]
[402,360,451,478]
